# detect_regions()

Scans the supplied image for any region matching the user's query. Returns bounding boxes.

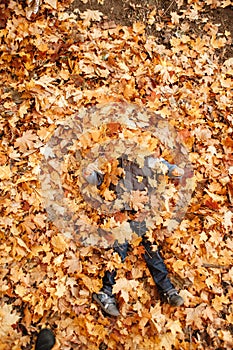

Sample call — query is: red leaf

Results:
[205,198,219,210]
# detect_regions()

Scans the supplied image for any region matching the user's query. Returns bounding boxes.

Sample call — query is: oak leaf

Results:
[14,130,40,153]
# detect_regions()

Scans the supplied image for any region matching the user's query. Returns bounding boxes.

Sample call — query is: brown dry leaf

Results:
[150,304,166,333]
[20,216,36,235]
[80,9,103,26]
[113,211,128,223]
[217,330,233,346]
[44,0,57,9]
[32,213,47,228]
[159,333,177,350]
[55,277,67,298]
[133,22,145,34]
[172,259,187,274]
[223,210,233,230]
[0,304,20,337]
[212,295,230,312]
[112,221,133,244]
[185,304,207,328]
[166,319,183,335]
[80,274,101,293]
[51,234,68,253]
[0,153,7,166]
[112,277,139,302]
[130,190,149,211]
[14,130,41,153]
[102,188,116,201]
[15,237,31,252]
[147,8,157,25]
[64,253,82,274]
[0,165,11,180]
[171,12,180,25]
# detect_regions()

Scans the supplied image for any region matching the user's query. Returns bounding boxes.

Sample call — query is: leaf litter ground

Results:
[0,0,233,349]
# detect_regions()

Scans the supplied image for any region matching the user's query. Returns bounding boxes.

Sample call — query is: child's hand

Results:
[83,162,103,186]
[169,166,184,178]
[83,162,102,177]
[147,157,184,179]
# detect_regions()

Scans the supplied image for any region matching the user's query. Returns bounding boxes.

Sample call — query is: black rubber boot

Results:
[35,329,55,350]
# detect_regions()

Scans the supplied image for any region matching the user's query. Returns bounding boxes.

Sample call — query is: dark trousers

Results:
[102,220,175,296]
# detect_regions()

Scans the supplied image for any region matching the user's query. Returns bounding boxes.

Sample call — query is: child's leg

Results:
[141,236,184,306]
[141,237,174,293]
[101,240,129,296]
[129,221,174,291]
[129,222,184,306]
[101,270,117,296]
[113,240,129,262]
[93,241,129,316]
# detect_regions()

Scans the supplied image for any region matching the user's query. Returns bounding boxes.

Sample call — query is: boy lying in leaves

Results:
[83,155,185,316]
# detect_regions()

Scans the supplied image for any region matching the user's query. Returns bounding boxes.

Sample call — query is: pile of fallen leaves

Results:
[39,102,194,249]
[0,0,232,349]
